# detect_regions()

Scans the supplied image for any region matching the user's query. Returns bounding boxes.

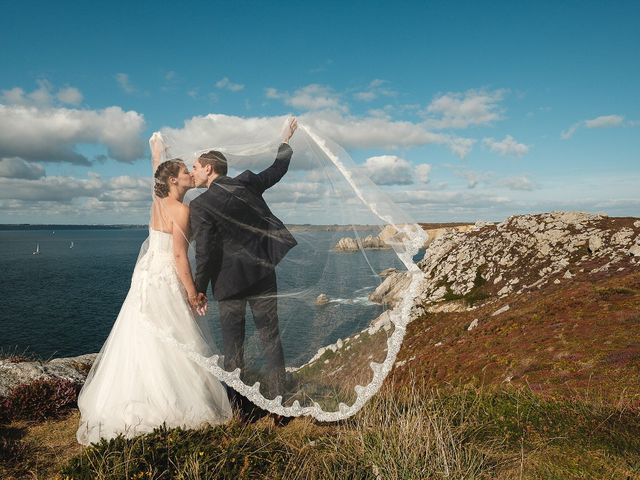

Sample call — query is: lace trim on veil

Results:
[138,123,428,421]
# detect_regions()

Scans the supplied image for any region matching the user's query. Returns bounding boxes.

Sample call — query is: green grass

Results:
[53,381,640,480]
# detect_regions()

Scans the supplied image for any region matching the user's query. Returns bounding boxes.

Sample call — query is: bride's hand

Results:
[149,132,169,163]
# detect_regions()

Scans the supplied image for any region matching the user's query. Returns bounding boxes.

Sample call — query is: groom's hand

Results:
[281,116,298,144]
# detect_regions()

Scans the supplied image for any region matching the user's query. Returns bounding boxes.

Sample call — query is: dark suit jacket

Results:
[190,143,298,300]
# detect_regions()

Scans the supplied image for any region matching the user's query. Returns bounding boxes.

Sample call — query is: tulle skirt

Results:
[76,237,232,445]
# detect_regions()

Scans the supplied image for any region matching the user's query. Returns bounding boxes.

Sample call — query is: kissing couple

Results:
[76,117,299,445]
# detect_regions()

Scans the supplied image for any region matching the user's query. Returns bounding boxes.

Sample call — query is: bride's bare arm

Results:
[149,132,169,174]
[171,204,198,306]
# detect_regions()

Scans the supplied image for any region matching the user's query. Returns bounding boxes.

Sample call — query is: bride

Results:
[76,134,232,445]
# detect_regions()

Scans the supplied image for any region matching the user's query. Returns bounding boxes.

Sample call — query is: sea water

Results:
[0,228,406,366]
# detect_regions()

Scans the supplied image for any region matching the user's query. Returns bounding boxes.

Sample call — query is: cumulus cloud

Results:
[415,163,432,183]
[562,114,626,139]
[266,84,343,111]
[56,87,83,105]
[2,80,83,107]
[0,104,146,164]
[423,89,506,129]
[354,79,397,102]
[361,155,414,185]
[160,111,477,163]
[0,157,46,180]
[300,110,476,157]
[0,174,150,203]
[483,135,530,157]
[0,173,155,224]
[115,73,135,94]
[215,77,245,92]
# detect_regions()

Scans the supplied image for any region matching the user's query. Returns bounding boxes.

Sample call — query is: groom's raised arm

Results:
[190,200,218,295]
[247,143,293,194]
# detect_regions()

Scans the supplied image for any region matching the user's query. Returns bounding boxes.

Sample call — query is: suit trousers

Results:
[217,271,286,400]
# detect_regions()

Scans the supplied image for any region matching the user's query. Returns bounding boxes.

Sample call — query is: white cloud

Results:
[161,111,477,163]
[0,157,46,179]
[415,163,432,184]
[560,124,579,140]
[2,81,83,107]
[361,155,414,185]
[456,170,487,189]
[483,135,530,157]
[1,87,27,105]
[300,110,476,157]
[423,89,506,129]
[0,104,146,164]
[391,189,511,207]
[266,84,343,111]
[56,87,83,105]
[0,173,155,223]
[0,174,150,203]
[354,79,397,102]
[584,114,625,128]
[498,175,535,191]
[264,181,327,205]
[215,77,245,92]
[115,73,135,94]
[562,114,626,139]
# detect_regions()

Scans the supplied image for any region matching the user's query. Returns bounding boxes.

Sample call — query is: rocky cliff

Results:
[371,212,640,310]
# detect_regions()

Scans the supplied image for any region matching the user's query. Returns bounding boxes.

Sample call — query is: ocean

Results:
[0,227,407,366]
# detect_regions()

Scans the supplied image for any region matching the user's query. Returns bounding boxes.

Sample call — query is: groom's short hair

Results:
[198,150,228,176]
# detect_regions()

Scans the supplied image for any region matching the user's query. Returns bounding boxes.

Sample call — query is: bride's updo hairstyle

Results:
[154,159,183,198]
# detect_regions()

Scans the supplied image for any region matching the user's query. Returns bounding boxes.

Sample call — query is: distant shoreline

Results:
[0,224,147,231]
[0,222,474,232]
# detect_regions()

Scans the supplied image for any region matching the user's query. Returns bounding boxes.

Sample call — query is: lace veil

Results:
[140,117,427,421]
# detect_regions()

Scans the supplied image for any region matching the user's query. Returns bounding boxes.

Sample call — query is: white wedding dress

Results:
[76,229,232,446]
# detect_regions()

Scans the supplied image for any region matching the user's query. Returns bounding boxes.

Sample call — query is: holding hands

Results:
[188,292,208,316]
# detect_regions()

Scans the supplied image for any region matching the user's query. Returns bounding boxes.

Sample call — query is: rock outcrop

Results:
[0,353,96,397]
[334,234,388,251]
[369,212,640,310]
[368,270,413,307]
[315,293,329,305]
[335,223,476,252]
[413,212,640,308]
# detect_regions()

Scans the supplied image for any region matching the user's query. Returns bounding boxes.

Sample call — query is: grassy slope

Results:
[394,269,640,407]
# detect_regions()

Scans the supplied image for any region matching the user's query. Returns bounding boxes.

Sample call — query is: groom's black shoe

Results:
[230,392,269,424]
[269,413,293,427]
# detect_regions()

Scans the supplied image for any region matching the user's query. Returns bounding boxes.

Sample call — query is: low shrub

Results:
[2,377,81,422]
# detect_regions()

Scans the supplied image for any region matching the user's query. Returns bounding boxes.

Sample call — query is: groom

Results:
[190,117,298,407]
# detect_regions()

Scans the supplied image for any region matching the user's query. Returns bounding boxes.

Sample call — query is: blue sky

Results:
[1,0,638,224]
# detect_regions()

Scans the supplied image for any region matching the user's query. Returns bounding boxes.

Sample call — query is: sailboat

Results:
[70,241,74,249]
[33,243,40,255]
